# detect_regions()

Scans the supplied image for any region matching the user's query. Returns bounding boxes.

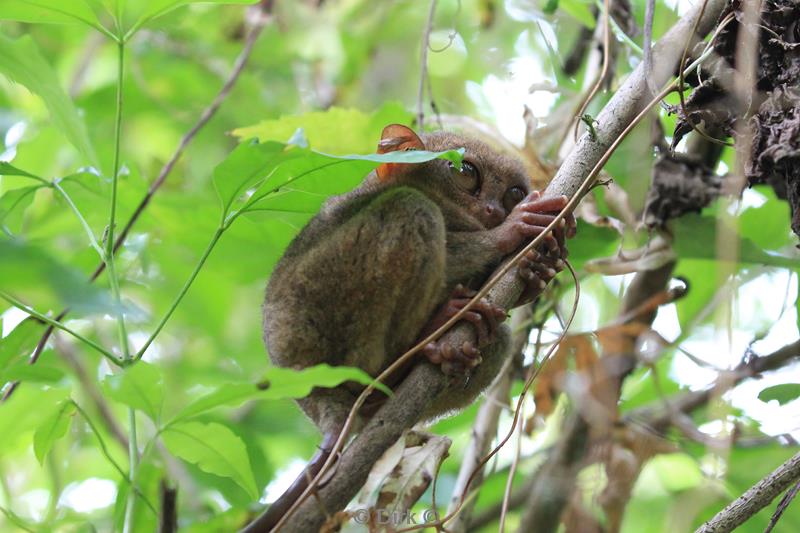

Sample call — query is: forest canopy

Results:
[0,1,799,532]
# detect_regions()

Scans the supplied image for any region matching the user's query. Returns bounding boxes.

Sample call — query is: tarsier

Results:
[257,125,575,529]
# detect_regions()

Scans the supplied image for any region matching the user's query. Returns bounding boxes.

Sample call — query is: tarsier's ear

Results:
[376,124,425,181]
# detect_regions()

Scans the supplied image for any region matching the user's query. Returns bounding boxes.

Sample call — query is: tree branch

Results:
[626,339,800,433]
[696,451,800,533]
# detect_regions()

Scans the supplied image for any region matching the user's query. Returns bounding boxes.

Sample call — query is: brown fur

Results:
[262,130,532,436]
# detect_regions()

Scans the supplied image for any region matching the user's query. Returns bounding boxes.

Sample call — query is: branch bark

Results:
[272,1,727,531]
[696,451,800,533]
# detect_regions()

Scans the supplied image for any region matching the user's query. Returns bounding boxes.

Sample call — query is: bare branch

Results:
[696,451,800,533]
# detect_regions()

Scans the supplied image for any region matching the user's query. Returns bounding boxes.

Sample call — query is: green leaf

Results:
[213,140,462,220]
[0,185,42,236]
[542,0,559,15]
[0,319,40,372]
[0,34,97,166]
[102,362,164,421]
[258,364,393,400]
[172,364,391,424]
[560,0,596,29]
[33,400,75,465]
[161,421,258,499]
[739,187,793,250]
[0,385,69,455]
[2,361,64,384]
[0,239,113,313]
[212,140,287,217]
[232,103,414,154]
[0,0,105,27]
[172,382,266,423]
[758,383,800,405]
[673,214,799,269]
[0,162,44,181]
[120,0,259,35]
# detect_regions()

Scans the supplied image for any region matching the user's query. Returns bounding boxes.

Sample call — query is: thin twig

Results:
[643,0,657,97]
[696,452,800,533]
[573,0,610,141]
[417,0,438,130]
[764,481,800,533]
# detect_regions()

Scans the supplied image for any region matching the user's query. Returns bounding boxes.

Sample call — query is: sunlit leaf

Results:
[0,34,97,166]
[560,0,596,29]
[0,162,44,180]
[0,185,42,236]
[0,318,40,372]
[0,385,68,455]
[232,103,413,154]
[122,0,259,35]
[2,361,64,383]
[171,363,391,424]
[259,364,392,400]
[758,383,800,405]
[739,187,793,250]
[212,139,463,220]
[33,400,75,465]
[102,362,164,421]
[0,0,105,27]
[161,421,258,499]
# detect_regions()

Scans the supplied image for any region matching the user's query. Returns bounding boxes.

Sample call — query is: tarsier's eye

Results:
[449,160,480,194]
[503,186,526,212]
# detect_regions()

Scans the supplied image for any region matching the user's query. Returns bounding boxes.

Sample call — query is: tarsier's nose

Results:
[484,204,505,228]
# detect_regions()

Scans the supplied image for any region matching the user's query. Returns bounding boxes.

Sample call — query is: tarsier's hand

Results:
[491,191,572,254]
[510,192,576,306]
[421,284,506,377]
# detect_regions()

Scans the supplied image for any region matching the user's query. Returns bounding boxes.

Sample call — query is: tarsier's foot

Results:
[420,284,506,376]
[516,249,565,305]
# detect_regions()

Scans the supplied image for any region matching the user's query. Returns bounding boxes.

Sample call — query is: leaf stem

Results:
[105,39,131,362]
[0,292,120,364]
[71,401,156,515]
[134,227,225,361]
[123,407,140,531]
[52,180,104,258]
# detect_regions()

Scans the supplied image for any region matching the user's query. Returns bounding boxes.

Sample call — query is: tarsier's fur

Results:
[262,131,533,436]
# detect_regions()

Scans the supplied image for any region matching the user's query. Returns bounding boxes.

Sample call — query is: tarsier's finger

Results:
[423,343,443,364]
[460,311,489,346]
[517,195,569,214]
[519,212,558,227]
[451,283,477,300]
[523,259,558,281]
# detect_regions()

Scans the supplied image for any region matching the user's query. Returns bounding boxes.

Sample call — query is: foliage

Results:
[0,1,798,532]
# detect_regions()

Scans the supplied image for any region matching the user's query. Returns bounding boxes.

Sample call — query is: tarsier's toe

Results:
[425,341,482,377]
